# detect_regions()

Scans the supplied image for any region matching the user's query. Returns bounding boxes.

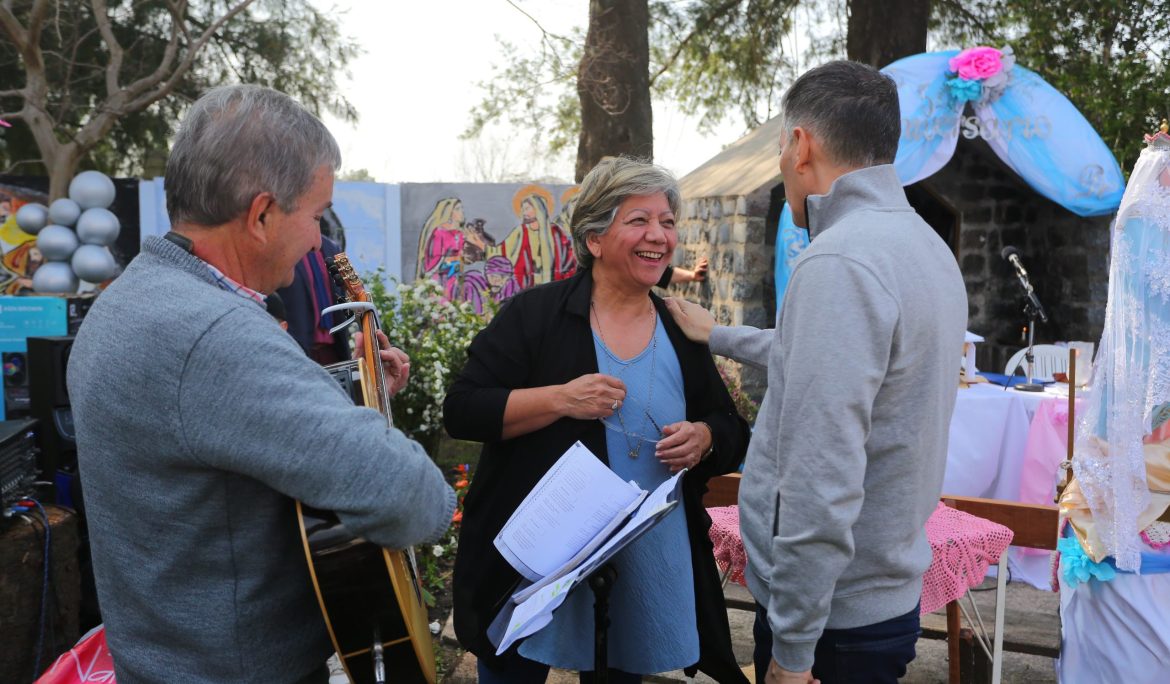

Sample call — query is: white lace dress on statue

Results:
[1070,133,1170,570]
[1057,133,1170,683]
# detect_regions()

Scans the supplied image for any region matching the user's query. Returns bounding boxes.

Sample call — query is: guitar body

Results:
[296,256,437,684]
[296,504,435,684]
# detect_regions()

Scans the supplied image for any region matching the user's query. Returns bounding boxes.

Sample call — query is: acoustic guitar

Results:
[295,253,436,684]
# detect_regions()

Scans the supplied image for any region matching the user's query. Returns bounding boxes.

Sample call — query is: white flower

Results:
[432,545,444,557]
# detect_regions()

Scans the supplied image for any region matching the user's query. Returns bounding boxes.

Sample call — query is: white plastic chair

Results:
[1003,344,1069,381]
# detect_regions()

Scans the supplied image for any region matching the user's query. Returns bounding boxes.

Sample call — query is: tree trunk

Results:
[47,151,82,201]
[575,0,653,182]
[847,0,930,68]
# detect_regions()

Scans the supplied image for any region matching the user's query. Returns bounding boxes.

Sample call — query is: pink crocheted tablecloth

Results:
[706,502,1014,615]
[708,505,749,585]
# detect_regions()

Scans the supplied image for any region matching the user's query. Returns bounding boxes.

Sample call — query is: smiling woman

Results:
[444,156,751,683]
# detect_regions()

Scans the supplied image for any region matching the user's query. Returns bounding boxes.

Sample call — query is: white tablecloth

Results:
[943,382,1071,589]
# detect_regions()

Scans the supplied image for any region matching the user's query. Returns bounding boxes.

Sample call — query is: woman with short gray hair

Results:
[446,156,750,683]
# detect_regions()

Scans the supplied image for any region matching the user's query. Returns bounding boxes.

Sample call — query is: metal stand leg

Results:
[946,601,961,684]
[589,564,618,684]
[991,555,1007,684]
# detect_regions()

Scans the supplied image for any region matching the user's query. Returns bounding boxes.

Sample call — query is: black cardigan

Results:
[445,268,750,682]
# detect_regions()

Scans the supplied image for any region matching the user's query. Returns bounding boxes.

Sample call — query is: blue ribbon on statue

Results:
[1059,528,1170,587]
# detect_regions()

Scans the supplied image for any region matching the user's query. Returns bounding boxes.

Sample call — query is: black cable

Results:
[20,499,52,680]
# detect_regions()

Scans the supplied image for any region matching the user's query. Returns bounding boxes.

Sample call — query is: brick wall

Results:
[670,187,777,400]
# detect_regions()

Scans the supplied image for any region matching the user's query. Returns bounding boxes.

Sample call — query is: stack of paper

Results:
[487,442,684,654]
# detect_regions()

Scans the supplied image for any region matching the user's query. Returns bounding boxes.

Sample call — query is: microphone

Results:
[1000,246,1048,324]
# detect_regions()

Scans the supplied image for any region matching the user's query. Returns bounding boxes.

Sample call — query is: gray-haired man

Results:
[667,61,967,684]
[68,85,455,683]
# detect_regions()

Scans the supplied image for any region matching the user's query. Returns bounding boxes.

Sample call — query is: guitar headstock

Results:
[329,253,369,303]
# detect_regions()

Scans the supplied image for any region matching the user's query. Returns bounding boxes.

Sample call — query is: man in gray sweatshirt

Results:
[667,61,967,683]
[68,85,455,683]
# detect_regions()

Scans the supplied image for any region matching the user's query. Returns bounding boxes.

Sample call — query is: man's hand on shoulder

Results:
[664,297,715,344]
[766,659,819,684]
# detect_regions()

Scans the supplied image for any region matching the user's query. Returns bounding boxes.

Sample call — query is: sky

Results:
[318,0,749,184]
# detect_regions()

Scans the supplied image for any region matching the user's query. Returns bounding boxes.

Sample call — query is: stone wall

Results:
[669,186,777,400]
[919,136,1112,372]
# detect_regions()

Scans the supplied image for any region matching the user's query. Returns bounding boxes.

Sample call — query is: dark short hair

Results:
[781,60,900,167]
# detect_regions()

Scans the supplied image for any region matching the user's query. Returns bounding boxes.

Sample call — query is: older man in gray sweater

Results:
[68,85,455,683]
[668,61,967,684]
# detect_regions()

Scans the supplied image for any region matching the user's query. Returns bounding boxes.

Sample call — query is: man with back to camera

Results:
[667,61,967,684]
[67,84,455,683]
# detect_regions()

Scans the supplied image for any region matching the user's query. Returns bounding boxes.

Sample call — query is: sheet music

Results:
[492,469,685,654]
[493,442,643,581]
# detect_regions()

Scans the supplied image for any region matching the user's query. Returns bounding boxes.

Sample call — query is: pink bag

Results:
[35,625,116,683]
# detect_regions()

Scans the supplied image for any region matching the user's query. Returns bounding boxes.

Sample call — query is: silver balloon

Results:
[71,244,117,283]
[68,170,116,210]
[14,203,49,234]
[48,198,82,227]
[76,207,121,246]
[32,262,79,294]
[37,224,80,261]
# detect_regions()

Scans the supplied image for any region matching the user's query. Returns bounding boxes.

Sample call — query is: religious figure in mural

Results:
[488,184,574,288]
[416,197,467,297]
[413,185,578,313]
[549,186,579,281]
[484,255,521,303]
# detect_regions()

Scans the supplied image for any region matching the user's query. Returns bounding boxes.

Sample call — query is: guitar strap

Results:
[163,230,195,254]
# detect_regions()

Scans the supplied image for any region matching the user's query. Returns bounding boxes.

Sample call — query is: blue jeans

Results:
[477,651,642,684]
[753,603,920,684]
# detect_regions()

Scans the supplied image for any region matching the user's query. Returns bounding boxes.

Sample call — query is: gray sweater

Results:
[67,237,456,683]
[710,165,966,671]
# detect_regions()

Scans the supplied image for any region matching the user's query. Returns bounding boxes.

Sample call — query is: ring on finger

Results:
[611,400,620,410]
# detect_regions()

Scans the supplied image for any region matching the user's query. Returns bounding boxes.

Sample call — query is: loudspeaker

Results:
[2,351,30,416]
[27,336,76,489]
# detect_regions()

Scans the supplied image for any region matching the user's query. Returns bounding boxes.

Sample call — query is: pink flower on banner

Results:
[948,46,1004,81]
[0,119,11,128]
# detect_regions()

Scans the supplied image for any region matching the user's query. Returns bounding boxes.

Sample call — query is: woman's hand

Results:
[558,373,627,420]
[354,330,411,397]
[654,420,712,472]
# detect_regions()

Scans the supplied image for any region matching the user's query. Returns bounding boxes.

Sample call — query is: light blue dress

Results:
[519,317,699,673]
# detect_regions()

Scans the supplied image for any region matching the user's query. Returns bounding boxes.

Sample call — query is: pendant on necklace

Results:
[628,447,639,459]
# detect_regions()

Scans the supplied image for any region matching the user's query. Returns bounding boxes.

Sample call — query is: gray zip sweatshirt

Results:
[68,237,456,683]
[710,165,966,671]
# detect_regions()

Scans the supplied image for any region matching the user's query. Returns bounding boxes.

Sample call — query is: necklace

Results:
[592,299,657,459]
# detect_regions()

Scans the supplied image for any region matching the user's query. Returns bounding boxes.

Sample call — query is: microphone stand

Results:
[1015,299,1044,392]
[589,564,618,684]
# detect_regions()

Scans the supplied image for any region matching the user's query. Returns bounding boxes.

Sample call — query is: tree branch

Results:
[648,0,741,87]
[3,158,47,174]
[506,0,573,44]
[124,0,256,111]
[0,5,28,52]
[935,0,1005,45]
[91,0,126,95]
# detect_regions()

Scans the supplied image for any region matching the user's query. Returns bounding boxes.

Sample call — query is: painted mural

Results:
[0,183,49,295]
[402,182,578,312]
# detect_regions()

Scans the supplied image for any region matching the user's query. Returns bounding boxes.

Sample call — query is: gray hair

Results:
[571,156,681,270]
[165,84,341,226]
[781,60,900,168]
